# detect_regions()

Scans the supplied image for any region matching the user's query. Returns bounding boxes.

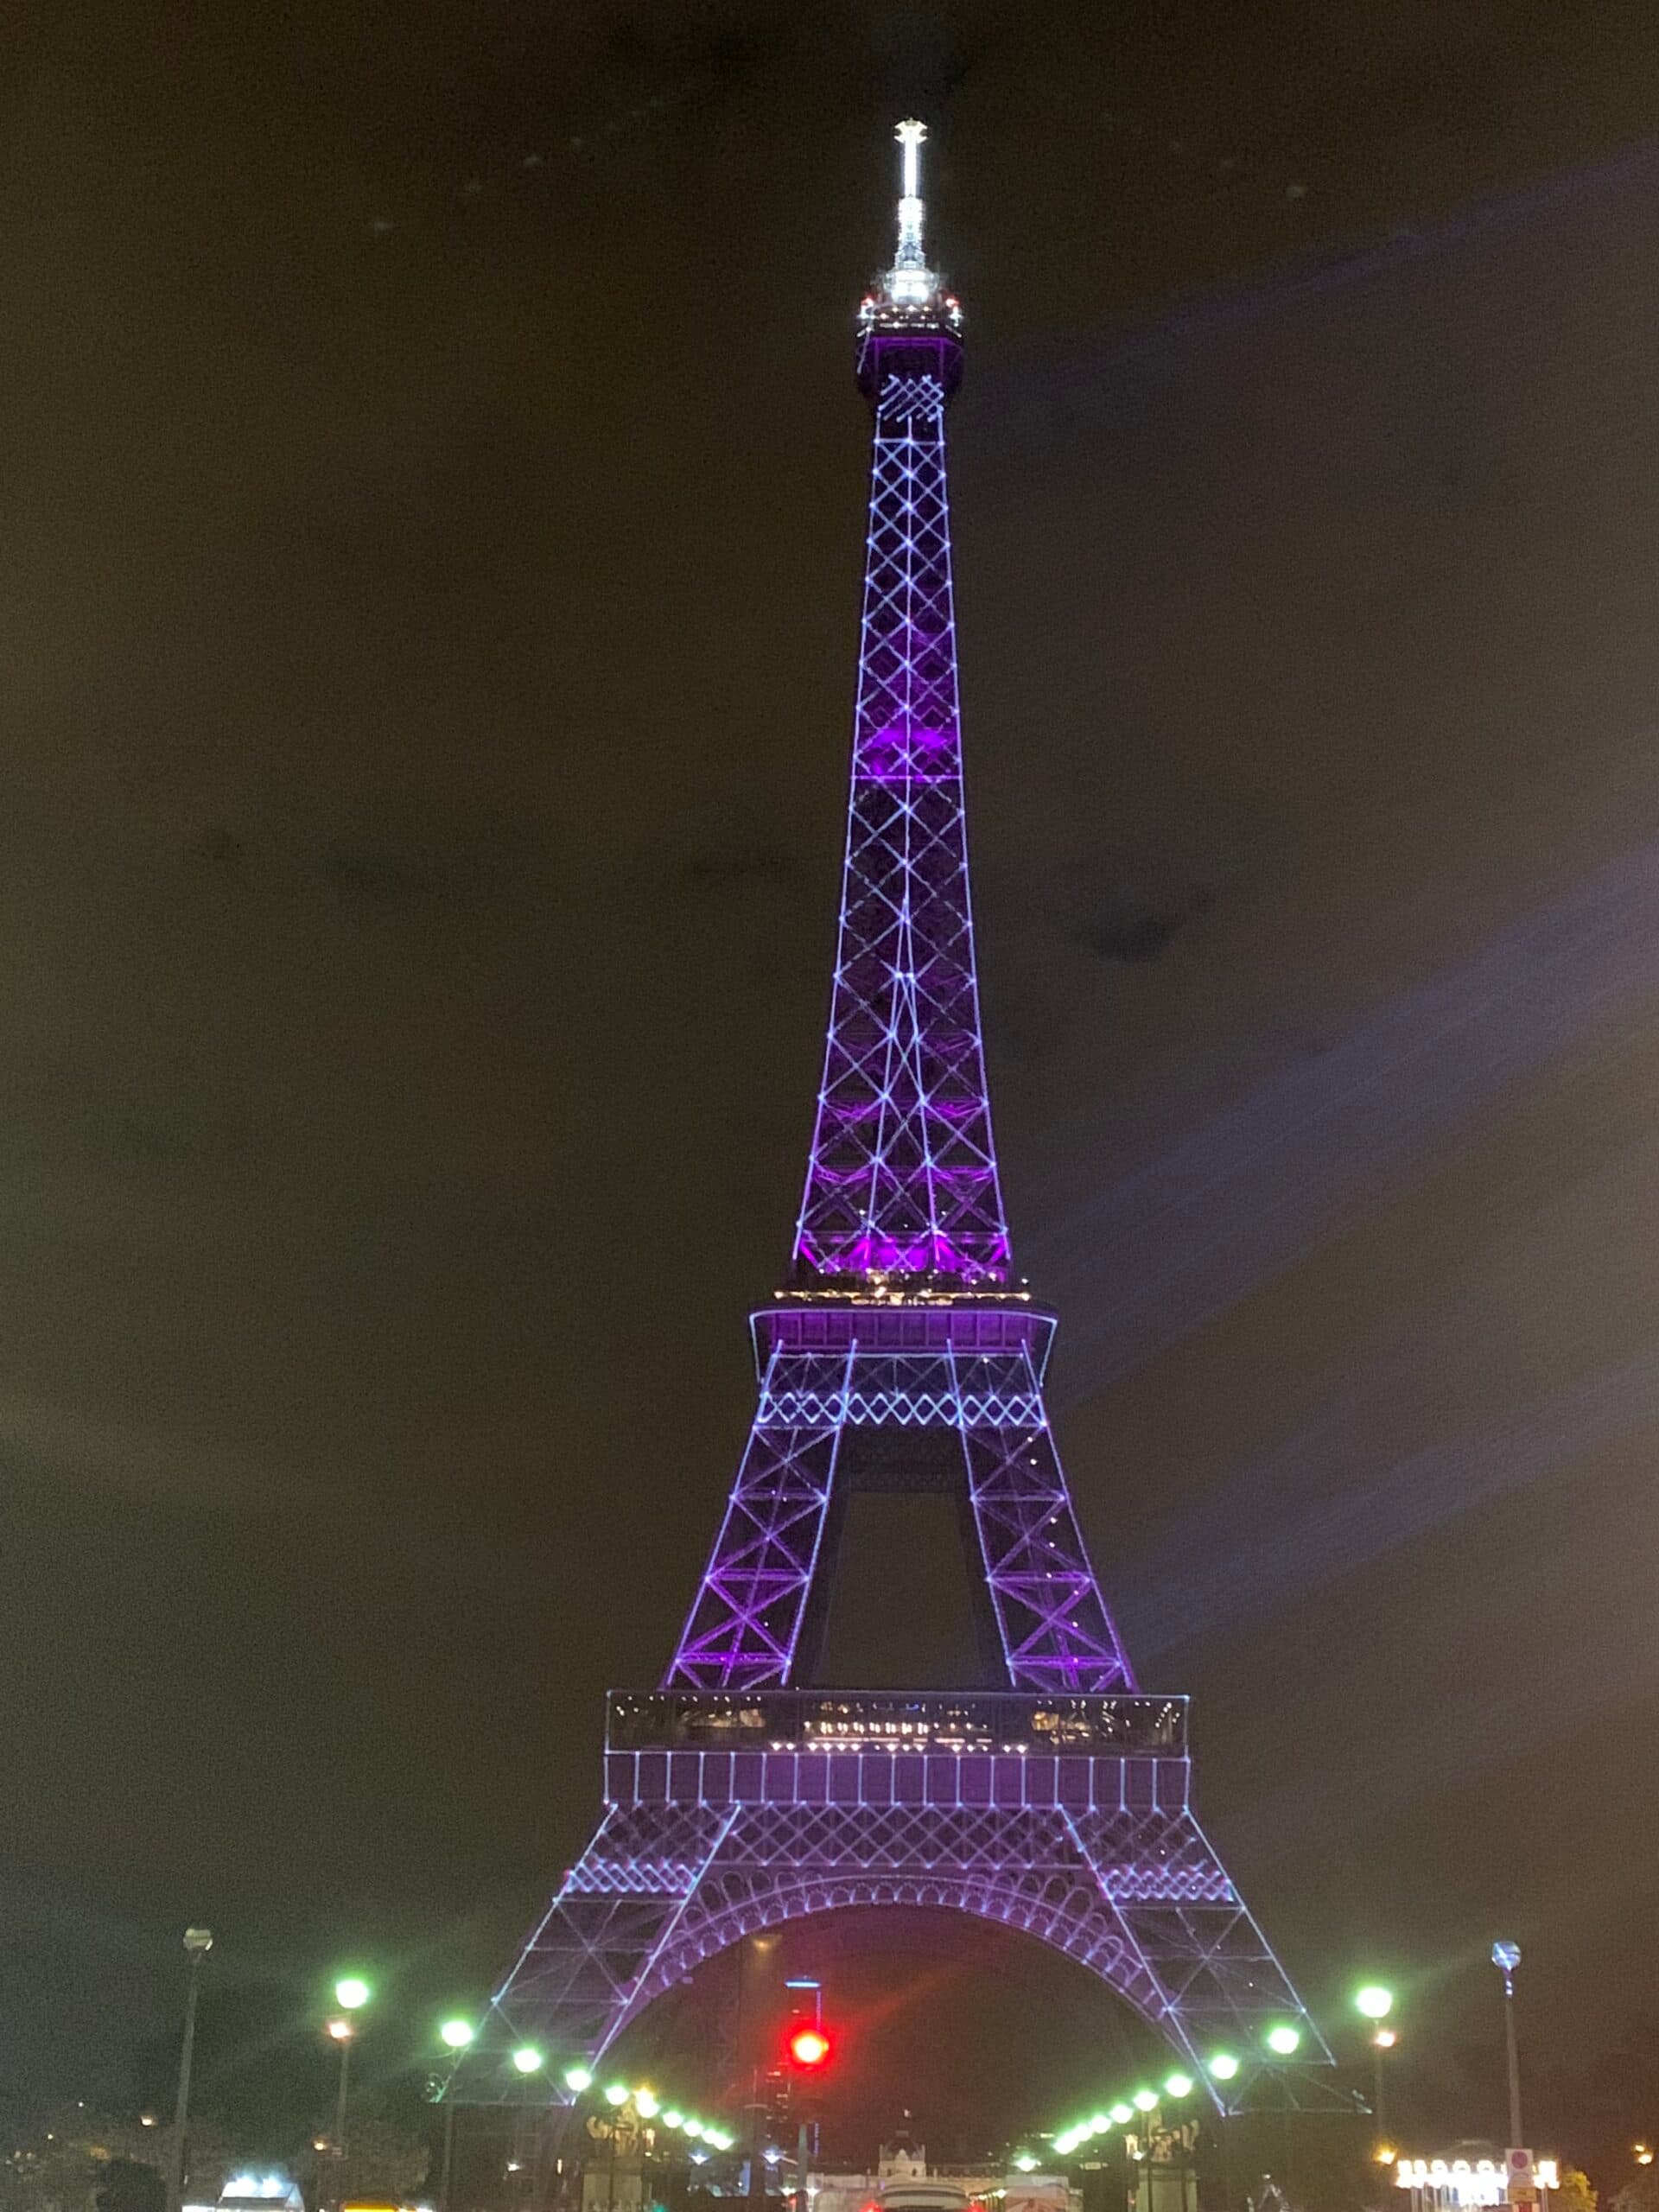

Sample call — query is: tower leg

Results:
[665,1348,850,1692]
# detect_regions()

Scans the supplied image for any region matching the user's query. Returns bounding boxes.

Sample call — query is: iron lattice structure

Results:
[476,124,1327,2109]
[791,345,1006,1287]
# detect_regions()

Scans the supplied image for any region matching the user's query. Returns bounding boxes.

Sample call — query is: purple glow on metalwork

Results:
[664,1307,1135,1693]
[486,1746,1331,2084]
[470,129,1327,2115]
[791,346,1008,1291]
[658,283,1134,1694]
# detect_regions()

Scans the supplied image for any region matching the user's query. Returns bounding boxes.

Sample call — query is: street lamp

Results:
[164,1928,213,2212]
[1492,1942,1523,2147]
[327,2020,355,2211]
[325,2022,353,2212]
[1354,1988,1397,2147]
[326,1979,369,2212]
[436,2021,474,2212]
[1265,2022,1303,2205]
[435,2017,473,2212]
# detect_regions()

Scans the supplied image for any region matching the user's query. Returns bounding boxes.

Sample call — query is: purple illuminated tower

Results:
[479,123,1327,2105]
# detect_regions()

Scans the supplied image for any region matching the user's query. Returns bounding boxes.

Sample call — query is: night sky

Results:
[6,0,1659,2157]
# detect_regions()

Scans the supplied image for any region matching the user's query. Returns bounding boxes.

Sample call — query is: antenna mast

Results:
[885,118,937,306]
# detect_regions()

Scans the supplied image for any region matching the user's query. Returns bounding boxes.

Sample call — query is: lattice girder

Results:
[487,1757,1326,2088]
[470,166,1329,2120]
[665,1310,1133,1694]
[794,362,1009,1289]
[665,1347,847,1689]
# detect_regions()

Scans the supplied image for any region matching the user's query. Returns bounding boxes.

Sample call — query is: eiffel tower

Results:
[478,122,1329,2108]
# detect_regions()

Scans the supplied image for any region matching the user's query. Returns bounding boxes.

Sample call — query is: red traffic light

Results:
[788,2025,832,2070]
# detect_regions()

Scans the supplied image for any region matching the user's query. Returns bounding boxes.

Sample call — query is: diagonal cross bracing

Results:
[794,364,1009,1289]
[665,1345,850,1690]
[485,1726,1327,2084]
[664,1311,1135,1694]
[464,135,1327,2117]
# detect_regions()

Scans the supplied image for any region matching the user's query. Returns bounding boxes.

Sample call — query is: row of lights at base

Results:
[440,2025,735,2150]
[1049,2072,1211,2158]
[1043,1986,1398,2159]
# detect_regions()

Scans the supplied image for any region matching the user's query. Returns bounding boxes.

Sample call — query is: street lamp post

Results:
[327,2019,354,2206]
[1355,1989,1397,2153]
[1492,1944,1523,2148]
[164,1928,213,2212]
[1207,2056,1241,2212]
[1265,2025,1301,2205]
[437,2020,475,2212]
[1371,2030,1398,2149]
[328,1978,372,2212]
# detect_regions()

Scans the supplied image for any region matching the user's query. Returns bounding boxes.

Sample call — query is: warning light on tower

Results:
[787,2025,832,2070]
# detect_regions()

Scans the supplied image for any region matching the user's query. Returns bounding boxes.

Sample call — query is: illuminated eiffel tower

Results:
[476,121,1329,2107]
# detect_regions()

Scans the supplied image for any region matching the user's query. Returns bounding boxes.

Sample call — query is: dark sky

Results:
[6,0,1659,2155]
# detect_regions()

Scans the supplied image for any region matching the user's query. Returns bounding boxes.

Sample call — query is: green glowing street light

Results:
[1014,2157,1039,2175]
[512,2047,543,2075]
[1357,1988,1399,2147]
[604,2083,629,2107]
[1133,2090,1158,2113]
[326,1976,372,2197]
[1164,2074,1194,2100]
[1110,2104,1134,2126]
[564,2066,594,2094]
[662,2111,683,2131]
[1266,2024,1302,2057]
[634,2090,659,2120]
[1207,2054,1240,2083]
[434,2019,474,2212]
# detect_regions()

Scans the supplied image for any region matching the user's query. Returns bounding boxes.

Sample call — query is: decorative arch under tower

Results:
[473,122,1329,2107]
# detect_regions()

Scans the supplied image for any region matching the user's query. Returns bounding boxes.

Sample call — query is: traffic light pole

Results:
[783,1974,824,2209]
[748,2069,768,2211]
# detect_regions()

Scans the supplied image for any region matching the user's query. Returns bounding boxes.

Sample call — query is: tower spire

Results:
[887,118,935,304]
